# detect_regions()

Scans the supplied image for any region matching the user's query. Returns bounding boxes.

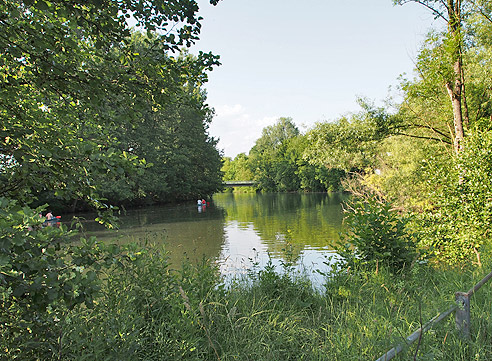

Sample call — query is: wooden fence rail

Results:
[376,269,492,361]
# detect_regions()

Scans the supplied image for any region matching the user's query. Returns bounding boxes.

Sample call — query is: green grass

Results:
[9,245,492,360]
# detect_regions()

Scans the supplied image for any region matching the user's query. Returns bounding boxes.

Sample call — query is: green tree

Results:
[249,117,300,192]
[1,0,220,208]
[394,0,492,153]
[303,100,397,172]
[0,1,221,357]
[95,36,222,205]
[222,153,254,182]
[244,117,346,193]
[252,117,300,152]
[285,135,344,192]
[389,3,492,264]
[221,157,235,181]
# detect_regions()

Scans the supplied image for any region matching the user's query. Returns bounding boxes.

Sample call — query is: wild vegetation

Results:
[1,0,223,213]
[3,239,492,360]
[224,0,492,267]
[3,0,492,359]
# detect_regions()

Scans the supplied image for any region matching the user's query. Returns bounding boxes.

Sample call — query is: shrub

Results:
[0,198,120,359]
[335,196,418,272]
[419,130,492,266]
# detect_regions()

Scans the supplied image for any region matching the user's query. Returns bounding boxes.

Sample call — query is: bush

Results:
[0,198,120,359]
[418,130,492,266]
[335,196,418,272]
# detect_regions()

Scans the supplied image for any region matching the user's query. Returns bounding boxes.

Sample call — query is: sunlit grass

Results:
[48,245,492,360]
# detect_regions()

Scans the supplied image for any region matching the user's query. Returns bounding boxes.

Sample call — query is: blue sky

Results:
[192,0,439,158]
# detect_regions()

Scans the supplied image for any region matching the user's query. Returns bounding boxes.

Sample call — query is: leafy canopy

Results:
[0,0,220,208]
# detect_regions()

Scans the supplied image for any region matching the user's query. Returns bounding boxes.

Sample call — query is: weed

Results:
[6,241,492,360]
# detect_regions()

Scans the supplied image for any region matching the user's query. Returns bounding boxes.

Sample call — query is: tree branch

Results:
[469,0,492,23]
[397,132,452,144]
[398,0,449,22]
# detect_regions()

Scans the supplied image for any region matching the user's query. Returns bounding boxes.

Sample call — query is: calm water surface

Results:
[75,192,346,282]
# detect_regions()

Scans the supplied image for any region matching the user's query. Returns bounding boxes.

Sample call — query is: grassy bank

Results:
[7,244,490,360]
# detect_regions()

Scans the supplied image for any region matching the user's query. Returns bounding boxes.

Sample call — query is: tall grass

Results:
[35,244,492,360]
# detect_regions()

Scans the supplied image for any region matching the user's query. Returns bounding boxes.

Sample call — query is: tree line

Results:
[222,117,346,193]
[225,0,492,267]
[1,0,223,214]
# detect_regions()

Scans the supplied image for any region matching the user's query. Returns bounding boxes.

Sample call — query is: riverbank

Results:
[6,242,491,360]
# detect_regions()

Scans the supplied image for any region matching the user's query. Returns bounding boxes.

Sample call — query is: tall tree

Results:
[222,153,254,182]
[249,117,300,191]
[94,34,222,205]
[393,0,492,153]
[0,0,220,209]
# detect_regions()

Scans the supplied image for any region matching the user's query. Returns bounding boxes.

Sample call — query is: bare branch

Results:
[397,0,449,22]
[469,0,492,23]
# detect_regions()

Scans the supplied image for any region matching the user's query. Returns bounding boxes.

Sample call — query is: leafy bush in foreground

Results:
[335,195,418,272]
[0,198,123,359]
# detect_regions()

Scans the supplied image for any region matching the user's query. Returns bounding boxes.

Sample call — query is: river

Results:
[74,192,347,283]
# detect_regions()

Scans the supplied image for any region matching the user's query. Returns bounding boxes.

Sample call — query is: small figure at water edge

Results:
[46,210,54,220]
[43,211,61,227]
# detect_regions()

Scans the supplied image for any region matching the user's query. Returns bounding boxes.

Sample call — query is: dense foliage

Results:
[222,117,345,193]
[0,198,126,357]
[1,0,222,210]
[415,131,492,265]
[94,35,223,206]
[1,0,223,358]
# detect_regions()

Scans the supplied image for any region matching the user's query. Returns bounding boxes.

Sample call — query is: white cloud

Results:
[208,104,278,158]
[215,104,244,117]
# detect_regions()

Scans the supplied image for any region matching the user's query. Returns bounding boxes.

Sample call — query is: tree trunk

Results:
[447,0,465,154]
[398,0,467,153]
[446,60,465,154]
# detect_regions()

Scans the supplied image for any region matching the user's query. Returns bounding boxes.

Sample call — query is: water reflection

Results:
[213,193,345,281]
[73,193,346,283]
[74,203,227,266]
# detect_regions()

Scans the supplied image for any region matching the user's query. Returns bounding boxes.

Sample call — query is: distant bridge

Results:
[223,181,256,187]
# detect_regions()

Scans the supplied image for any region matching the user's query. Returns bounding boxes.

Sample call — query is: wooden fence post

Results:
[455,291,470,338]
[377,269,492,360]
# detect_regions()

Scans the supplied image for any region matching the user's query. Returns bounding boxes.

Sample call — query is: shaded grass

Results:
[46,246,492,360]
